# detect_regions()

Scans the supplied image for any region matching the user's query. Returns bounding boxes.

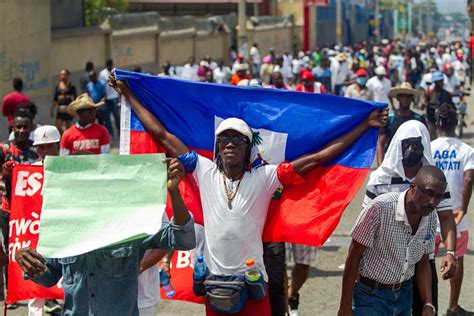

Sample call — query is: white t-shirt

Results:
[431,137,474,232]
[192,155,281,281]
[99,68,119,100]
[444,75,460,94]
[250,46,261,65]
[366,76,391,103]
[213,67,231,84]
[137,257,161,309]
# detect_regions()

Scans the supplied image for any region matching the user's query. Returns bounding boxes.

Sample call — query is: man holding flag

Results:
[109,72,387,315]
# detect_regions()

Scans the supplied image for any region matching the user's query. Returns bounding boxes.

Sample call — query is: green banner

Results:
[37,154,167,258]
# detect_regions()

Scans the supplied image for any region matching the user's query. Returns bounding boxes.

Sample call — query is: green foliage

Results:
[85,0,129,26]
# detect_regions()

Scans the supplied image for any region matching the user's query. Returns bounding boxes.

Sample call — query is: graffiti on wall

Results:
[0,51,49,92]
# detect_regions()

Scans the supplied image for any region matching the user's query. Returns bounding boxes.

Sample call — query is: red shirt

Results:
[60,123,110,155]
[469,35,474,58]
[1,92,31,127]
[295,83,326,94]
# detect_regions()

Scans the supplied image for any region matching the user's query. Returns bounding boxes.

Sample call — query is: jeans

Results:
[263,242,286,316]
[353,280,413,316]
[98,98,120,137]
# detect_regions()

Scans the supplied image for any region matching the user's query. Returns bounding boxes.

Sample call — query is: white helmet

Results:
[33,125,61,146]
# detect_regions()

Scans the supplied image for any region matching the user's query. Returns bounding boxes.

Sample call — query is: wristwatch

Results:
[162,257,170,264]
[445,250,457,260]
[424,302,436,314]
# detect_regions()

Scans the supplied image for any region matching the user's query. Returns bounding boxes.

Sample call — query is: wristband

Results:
[445,250,456,258]
[424,303,436,314]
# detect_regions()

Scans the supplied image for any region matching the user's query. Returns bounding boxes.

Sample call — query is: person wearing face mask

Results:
[364,120,457,316]
[376,82,427,165]
[344,69,373,100]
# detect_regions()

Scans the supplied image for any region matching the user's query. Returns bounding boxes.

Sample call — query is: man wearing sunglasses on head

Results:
[363,120,457,316]
[109,73,387,315]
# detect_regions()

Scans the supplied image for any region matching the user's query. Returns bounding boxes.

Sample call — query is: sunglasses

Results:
[216,136,248,146]
[402,140,424,151]
[417,185,444,200]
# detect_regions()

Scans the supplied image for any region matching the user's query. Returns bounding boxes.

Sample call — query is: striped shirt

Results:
[351,191,436,284]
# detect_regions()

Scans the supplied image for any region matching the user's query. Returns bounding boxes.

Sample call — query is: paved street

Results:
[3,93,474,315]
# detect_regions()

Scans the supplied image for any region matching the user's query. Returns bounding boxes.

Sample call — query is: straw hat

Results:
[389,82,421,98]
[335,53,347,62]
[67,93,104,116]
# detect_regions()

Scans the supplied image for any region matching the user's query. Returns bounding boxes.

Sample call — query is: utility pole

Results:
[336,0,342,45]
[375,0,381,42]
[238,0,248,59]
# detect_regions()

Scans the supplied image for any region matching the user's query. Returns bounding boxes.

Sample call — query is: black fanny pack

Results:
[203,274,248,313]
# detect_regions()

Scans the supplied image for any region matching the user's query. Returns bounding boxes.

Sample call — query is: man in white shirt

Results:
[330,53,350,96]
[250,43,261,78]
[366,66,392,104]
[98,59,120,137]
[110,74,387,315]
[431,104,474,316]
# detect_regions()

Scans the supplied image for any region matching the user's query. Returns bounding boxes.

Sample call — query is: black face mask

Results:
[402,150,423,167]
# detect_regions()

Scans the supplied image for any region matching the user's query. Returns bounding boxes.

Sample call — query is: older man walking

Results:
[338,166,447,316]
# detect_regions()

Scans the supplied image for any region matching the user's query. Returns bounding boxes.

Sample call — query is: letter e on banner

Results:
[6,164,63,304]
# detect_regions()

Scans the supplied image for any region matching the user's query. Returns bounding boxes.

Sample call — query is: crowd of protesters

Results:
[0,36,473,316]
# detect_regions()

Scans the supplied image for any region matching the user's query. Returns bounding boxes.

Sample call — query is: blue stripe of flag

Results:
[117,69,385,168]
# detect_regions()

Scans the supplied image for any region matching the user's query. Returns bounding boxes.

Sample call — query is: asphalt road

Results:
[3,91,474,315]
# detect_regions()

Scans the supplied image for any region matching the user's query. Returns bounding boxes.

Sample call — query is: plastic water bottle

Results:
[194,256,207,280]
[245,258,266,300]
[244,258,261,282]
[160,269,176,298]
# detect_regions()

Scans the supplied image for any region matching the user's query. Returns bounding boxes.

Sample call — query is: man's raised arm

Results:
[109,72,188,157]
[290,108,388,175]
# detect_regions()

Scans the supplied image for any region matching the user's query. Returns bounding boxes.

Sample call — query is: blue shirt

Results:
[86,81,106,104]
[31,215,195,315]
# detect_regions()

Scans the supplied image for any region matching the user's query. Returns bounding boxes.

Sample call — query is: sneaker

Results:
[288,293,300,316]
[446,306,474,316]
[6,303,18,309]
[44,299,62,314]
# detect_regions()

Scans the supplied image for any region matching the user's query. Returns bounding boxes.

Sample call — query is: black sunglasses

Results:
[216,136,248,146]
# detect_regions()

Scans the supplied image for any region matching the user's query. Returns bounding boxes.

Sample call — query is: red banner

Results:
[7,165,63,304]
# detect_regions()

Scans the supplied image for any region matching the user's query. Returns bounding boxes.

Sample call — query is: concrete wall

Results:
[0,0,51,139]
[112,29,158,67]
[248,26,294,54]
[158,30,196,66]
[0,2,294,141]
[51,28,108,75]
[195,33,230,62]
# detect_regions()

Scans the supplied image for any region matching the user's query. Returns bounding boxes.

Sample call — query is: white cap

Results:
[33,125,61,146]
[375,66,386,76]
[215,118,253,142]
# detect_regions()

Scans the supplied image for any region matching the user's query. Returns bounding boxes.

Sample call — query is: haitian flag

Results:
[116,69,385,246]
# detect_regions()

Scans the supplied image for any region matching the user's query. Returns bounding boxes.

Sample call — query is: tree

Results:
[85,0,128,26]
